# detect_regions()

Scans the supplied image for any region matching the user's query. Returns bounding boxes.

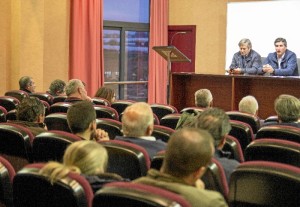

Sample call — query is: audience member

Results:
[67,101,109,141]
[39,140,126,193]
[115,102,166,158]
[229,38,262,75]
[64,79,92,103]
[10,97,47,136]
[238,95,258,115]
[194,88,213,108]
[260,37,298,76]
[94,86,116,103]
[263,94,300,127]
[47,79,66,97]
[189,108,239,183]
[134,128,228,207]
[19,76,36,93]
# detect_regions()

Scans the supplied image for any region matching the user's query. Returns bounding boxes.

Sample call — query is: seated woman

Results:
[39,140,127,193]
[94,87,116,104]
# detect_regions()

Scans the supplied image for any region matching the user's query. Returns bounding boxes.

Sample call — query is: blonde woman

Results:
[39,141,126,193]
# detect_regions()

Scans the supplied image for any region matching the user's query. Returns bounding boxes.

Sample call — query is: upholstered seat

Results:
[96,118,122,140]
[226,111,261,134]
[0,156,15,207]
[150,103,178,121]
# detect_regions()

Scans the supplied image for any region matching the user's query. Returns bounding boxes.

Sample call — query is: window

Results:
[103,0,149,101]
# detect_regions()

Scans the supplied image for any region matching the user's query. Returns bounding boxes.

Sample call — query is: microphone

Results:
[170,31,187,45]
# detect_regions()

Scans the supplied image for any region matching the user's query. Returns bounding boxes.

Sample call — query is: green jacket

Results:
[134,169,228,207]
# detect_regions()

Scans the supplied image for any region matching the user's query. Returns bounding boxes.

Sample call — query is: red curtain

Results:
[147,0,169,104]
[69,0,104,96]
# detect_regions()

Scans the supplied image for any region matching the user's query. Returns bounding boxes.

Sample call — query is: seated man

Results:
[64,79,91,103]
[67,101,109,141]
[115,102,166,158]
[47,79,66,97]
[10,97,47,136]
[134,128,228,207]
[262,94,300,128]
[19,76,36,93]
[194,88,213,108]
[238,95,259,116]
[189,108,239,184]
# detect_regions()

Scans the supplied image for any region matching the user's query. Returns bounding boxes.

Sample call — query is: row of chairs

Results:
[1,156,299,207]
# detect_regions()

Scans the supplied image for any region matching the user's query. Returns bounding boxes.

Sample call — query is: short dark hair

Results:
[189,107,231,147]
[67,101,96,134]
[19,76,32,90]
[274,37,287,47]
[162,128,214,178]
[16,97,45,122]
[49,79,66,96]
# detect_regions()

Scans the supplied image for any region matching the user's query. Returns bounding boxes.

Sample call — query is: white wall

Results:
[226,0,300,68]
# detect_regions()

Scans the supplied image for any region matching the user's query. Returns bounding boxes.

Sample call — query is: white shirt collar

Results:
[139,136,156,141]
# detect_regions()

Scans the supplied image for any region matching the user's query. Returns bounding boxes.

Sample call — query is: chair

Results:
[0,106,7,123]
[52,95,67,104]
[256,125,300,144]
[99,140,150,180]
[13,163,94,207]
[0,96,20,112]
[94,105,119,120]
[264,115,279,123]
[226,111,261,134]
[0,156,15,207]
[30,92,54,105]
[160,113,181,129]
[111,100,135,115]
[92,97,111,106]
[96,118,122,140]
[202,158,229,200]
[150,103,178,121]
[150,153,165,170]
[49,102,72,114]
[244,138,300,167]
[4,90,29,101]
[32,130,82,162]
[229,120,254,151]
[41,100,51,115]
[152,125,175,143]
[6,110,16,121]
[44,113,71,132]
[93,182,191,207]
[223,135,244,163]
[180,106,205,114]
[0,123,34,172]
[228,161,300,207]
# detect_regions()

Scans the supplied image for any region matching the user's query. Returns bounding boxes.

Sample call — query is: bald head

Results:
[121,102,154,137]
[162,128,214,178]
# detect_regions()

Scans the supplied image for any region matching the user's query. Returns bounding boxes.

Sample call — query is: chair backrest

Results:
[263,115,279,124]
[256,125,300,144]
[180,106,205,114]
[96,118,122,140]
[150,153,164,170]
[0,156,15,207]
[13,163,93,207]
[0,106,7,123]
[159,113,181,129]
[0,123,34,172]
[244,138,300,167]
[30,92,54,105]
[229,120,254,151]
[45,113,71,132]
[49,102,72,114]
[0,96,20,112]
[111,100,135,115]
[93,105,119,120]
[223,135,244,163]
[202,158,229,200]
[229,161,300,207]
[150,103,178,121]
[93,182,191,207]
[152,125,175,143]
[99,140,150,180]
[92,97,111,106]
[4,90,29,101]
[52,96,67,104]
[32,130,82,162]
[6,110,16,121]
[226,111,260,134]
[40,99,51,115]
